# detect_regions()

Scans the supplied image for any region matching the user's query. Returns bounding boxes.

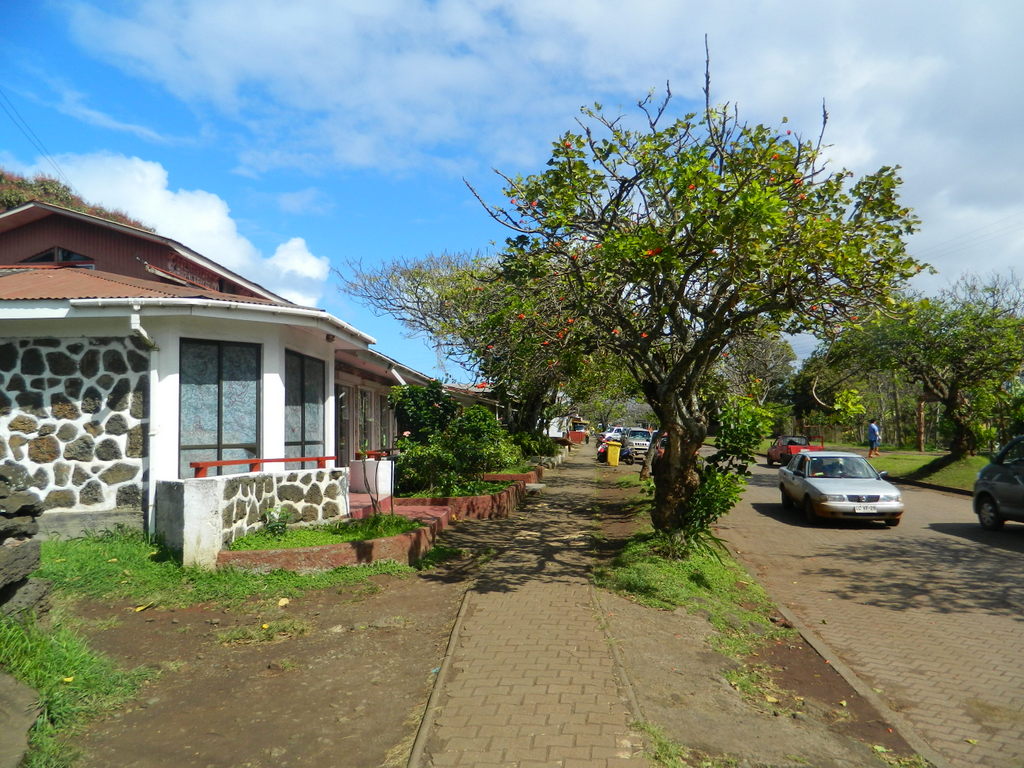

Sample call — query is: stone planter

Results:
[219,481,527,573]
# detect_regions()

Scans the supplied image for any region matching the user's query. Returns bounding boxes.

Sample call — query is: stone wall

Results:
[0,465,48,615]
[154,468,350,568]
[0,336,149,533]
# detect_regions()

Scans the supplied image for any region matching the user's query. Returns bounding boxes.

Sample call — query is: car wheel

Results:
[803,497,820,526]
[976,495,1005,531]
[766,455,774,467]
[780,487,793,510]
[884,517,901,527]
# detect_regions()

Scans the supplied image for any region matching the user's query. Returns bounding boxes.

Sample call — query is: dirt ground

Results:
[62,466,920,767]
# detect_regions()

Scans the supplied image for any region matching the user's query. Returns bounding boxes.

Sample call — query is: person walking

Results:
[867,418,881,458]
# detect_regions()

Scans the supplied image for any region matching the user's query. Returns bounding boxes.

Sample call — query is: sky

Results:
[3,0,1023,378]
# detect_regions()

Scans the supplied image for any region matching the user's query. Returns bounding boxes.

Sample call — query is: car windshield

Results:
[783,436,809,446]
[628,430,650,440]
[807,456,877,479]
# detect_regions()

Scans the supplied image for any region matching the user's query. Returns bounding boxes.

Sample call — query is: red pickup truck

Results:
[766,435,825,466]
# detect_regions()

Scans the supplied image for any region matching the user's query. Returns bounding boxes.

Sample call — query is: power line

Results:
[0,85,74,190]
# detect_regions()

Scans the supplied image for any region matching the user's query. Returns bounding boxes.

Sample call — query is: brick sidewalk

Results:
[412,454,646,767]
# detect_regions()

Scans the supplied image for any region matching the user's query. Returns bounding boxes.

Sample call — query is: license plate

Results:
[853,505,877,514]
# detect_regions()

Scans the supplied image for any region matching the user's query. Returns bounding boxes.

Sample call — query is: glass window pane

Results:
[180,341,219,446]
[285,352,303,442]
[221,344,259,444]
[179,448,214,479]
[304,356,324,444]
[221,447,257,476]
[337,387,350,465]
[379,394,390,447]
[358,390,371,450]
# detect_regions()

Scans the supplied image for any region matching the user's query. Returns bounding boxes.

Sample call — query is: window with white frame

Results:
[179,339,260,477]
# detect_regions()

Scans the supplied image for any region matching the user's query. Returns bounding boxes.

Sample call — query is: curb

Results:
[724,541,953,768]
[590,584,645,722]
[889,477,972,497]
[406,588,473,768]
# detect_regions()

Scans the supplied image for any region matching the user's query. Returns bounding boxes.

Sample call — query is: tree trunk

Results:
[945,393,976,458]
[650,417,705,535]
[921,399,929,454]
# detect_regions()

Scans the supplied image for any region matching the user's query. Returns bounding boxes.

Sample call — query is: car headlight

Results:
[816,493,847,502]
[879,493,901,502]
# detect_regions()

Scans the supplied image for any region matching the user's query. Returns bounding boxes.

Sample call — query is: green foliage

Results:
[394,406,524,496]
[228,515,422,551]
[708,395,774,474]
[37,527,413,608]
[387,381,459,443]
[0,612,154,767]
[830,388,867,426]
[393,440,462,496]
[260,507,292,537]
[401,480,510,498]
[509,431,558,457]
[823,273,1024,457]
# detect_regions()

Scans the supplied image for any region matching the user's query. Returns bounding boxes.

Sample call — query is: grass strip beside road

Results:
[868,453,986,492]
[593,530,794,657]
[37,527,414,608]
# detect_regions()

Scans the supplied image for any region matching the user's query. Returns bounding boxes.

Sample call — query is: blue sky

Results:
[3,1,1023,378]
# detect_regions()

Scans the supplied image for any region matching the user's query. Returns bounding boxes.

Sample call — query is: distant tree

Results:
[471,78,923,542]
[719,331,795,406]
[343,252,592,434]
[823,273,1024,457]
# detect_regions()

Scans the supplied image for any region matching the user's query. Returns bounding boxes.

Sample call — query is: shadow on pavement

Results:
[796,532,1024,619]
[419,455,641,596]
[928,521,1024,554]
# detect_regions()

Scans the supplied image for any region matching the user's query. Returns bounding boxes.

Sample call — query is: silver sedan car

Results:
[778,451,904,526]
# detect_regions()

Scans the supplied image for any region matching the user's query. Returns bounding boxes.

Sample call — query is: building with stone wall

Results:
[0,202,437,538]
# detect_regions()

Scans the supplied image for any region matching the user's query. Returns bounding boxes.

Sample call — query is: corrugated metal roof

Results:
[0,266,288,306]
[0,202,291,304]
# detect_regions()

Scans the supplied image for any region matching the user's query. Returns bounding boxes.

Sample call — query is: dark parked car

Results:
[973,436,1024,530]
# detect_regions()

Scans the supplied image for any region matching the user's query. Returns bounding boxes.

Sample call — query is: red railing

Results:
[190,455,336,478]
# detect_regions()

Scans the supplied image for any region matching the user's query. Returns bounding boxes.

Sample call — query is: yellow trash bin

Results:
[606,440,622,466]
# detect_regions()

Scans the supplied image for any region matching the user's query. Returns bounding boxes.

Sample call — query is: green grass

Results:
[38,527,415,609]
[871,453,986,491]
[228,514,421,551]
[0,612,155,768]
[593,530,795,657]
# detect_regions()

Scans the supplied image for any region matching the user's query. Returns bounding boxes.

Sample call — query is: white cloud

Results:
[58,0,1024,286]
[33,152,331,306]
[269,237,330,281]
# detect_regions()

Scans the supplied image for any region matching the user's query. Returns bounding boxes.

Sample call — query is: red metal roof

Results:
[0,266,289,306]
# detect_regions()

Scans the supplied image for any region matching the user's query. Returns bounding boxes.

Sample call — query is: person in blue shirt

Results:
[867,419,881,458]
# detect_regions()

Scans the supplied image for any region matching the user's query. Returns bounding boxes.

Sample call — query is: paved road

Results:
[720,462,1024,768]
